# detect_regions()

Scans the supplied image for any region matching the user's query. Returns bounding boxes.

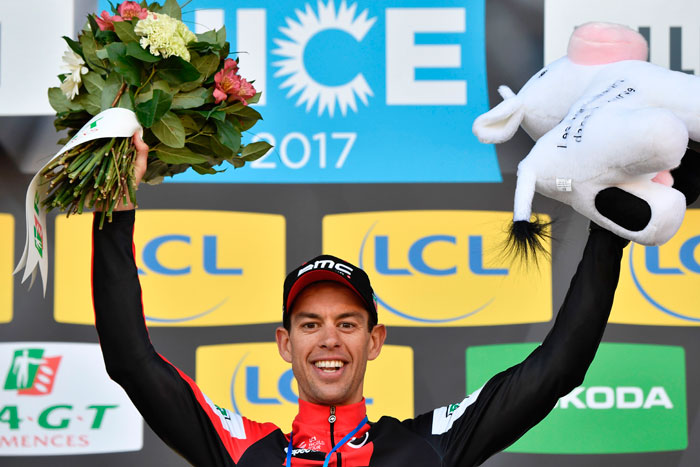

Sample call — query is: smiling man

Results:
[91,136,699,466]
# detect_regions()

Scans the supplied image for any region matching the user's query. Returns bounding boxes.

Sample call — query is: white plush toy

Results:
[473,22,700,254]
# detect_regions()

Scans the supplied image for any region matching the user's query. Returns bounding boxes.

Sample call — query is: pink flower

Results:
[95,11,117,31]
[118,1,148,20]
[235,78,256,105]
[213,59,242,104]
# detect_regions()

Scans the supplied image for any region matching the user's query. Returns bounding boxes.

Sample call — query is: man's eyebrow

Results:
[293,311,322,321]
[336,311,364,320]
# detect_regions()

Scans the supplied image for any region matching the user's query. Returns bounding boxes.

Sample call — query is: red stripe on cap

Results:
[287,270,369,312]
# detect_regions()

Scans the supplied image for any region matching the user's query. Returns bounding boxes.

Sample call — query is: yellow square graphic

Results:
[611,210,700,326]
[196,342,413,431]
[323,211,552,326]
[54,210,285,326]
[0,214,14,323]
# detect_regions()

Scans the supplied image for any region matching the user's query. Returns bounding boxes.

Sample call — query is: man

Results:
[92,135,699,466]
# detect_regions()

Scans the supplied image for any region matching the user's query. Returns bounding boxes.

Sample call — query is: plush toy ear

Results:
[472,86,524,144]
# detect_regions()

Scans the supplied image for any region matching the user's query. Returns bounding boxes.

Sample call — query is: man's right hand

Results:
[114,131,149,211]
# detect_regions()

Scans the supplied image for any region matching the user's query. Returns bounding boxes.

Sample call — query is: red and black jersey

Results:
[91,211,626,466]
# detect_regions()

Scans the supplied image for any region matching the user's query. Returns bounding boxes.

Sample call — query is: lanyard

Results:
[286,415,368,467]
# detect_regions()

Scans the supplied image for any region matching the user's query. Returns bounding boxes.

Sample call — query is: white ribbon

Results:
[14,108,142,295]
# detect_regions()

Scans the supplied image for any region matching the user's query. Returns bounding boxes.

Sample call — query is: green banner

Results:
[466,342,688,454]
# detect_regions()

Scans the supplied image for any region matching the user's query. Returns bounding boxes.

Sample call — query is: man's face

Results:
[276,281,386,406]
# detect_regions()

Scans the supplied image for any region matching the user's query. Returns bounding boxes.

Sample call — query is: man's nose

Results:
[319,324,341,348]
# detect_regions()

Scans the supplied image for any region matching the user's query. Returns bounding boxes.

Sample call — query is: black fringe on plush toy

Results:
[503,217,553,266]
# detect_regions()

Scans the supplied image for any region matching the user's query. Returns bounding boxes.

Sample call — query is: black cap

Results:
[283,254,377,326]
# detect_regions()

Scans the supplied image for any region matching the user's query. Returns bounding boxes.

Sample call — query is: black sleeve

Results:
[403,226,628,467]
[92,210,253,466]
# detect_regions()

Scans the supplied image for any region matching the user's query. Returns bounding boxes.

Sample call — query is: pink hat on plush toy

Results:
[567,22,648,65]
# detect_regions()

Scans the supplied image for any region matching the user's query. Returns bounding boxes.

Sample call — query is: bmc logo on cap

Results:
[611,210,700,326]
[0,214,13,324]
[54,211,285,326]
[323,211,552,326]
[298,259,353,278]
[196,343,413,431]
[466,342,688,454]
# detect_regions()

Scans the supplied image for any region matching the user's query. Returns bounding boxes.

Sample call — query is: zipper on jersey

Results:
[328,406,341,466]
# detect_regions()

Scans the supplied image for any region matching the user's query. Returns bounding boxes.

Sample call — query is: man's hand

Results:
[114,131,149,211]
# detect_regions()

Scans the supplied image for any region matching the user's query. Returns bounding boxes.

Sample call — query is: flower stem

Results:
[111,81,128,107]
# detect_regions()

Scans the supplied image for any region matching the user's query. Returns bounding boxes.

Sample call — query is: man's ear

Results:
[276,327,293,364]
[367,324,387,361]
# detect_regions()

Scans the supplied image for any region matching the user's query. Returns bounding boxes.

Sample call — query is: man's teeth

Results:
[315,360,344,371]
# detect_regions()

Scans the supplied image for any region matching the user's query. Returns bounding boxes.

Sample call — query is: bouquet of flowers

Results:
[44,0,270,225]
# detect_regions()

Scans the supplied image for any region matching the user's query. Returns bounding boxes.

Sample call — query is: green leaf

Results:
[195,109,225,121]
[113,21,139,43]
[106,42,142,86]
[126,41,161,63]
[95,48,109,60]
[241,141,272,161]
[79,32,106,72]
[227,157,245,169]
[185,136,211,155]
[117,89,135,111]
[135,89,173,128]
[192,165,222,175]
[191,54,220,80]
[74,91,101,115]
[195,30,217,45]
[229,105,262,121]
[62,36,83,58]
[160,0,182,20]
[156,56,201,85]
[48,87,81,113]
[216,26,227,48]
[155,146,208,164]
[214,119,241,153]
[151,111,186,147]
[180,114,200,132]
[171,88,209,110]
[100,73,122,110]
[82,72,106,95]
[247,92,262,105]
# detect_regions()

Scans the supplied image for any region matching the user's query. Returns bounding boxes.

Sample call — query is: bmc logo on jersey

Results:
[0,342,142,455]
[466,342,688,453]
[544,0,700,73]
[110,0,501,183]
[610,210,700,326]
[322,211,552,326]
[196,343,413,431]
[0,214,13,324]
[54,211,285,326]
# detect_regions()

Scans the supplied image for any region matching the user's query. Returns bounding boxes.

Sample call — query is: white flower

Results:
[60,50,88,100]
[134,12,197,62]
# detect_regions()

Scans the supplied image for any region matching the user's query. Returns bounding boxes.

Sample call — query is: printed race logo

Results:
[0,343,142,455]
[54,211,285,326]
[196,343,413,430]
[545,0,700,73]
[610,210,700,325]
[323,211,552,326]
[0,214,12,323]
[466,343,688,453]
[96,0,500,183]
[4,349,60,396]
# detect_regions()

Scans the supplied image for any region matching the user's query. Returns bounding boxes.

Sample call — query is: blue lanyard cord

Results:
[286,415,369,467]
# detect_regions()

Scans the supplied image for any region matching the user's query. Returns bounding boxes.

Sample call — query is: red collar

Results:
[292,398,368,437]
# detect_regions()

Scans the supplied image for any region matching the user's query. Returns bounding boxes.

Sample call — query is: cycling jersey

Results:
[92,210,627,466]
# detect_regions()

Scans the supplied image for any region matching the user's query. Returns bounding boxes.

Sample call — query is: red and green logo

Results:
[3,348,61,396]
[466,342,687,454]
